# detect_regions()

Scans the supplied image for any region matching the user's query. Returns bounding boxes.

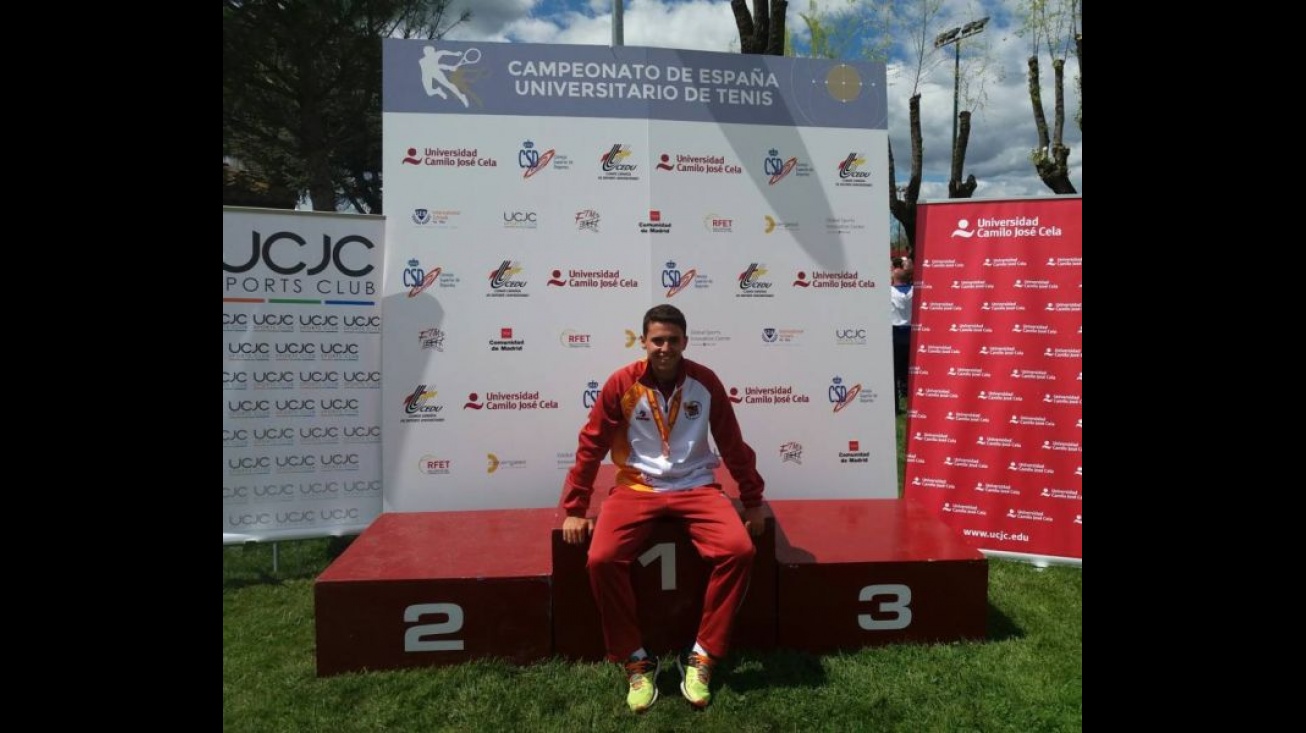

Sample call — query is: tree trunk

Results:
[889,94,923,255]
[1027,56,1076,195]
[948,111,977,198]
[731,0,787,55]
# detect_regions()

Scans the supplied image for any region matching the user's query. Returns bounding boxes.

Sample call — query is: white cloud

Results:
[443,0,1081,197]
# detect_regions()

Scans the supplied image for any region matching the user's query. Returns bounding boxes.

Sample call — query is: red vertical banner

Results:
[904,197,1081,563]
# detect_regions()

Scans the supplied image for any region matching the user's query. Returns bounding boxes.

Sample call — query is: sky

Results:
[441,0,1081,201]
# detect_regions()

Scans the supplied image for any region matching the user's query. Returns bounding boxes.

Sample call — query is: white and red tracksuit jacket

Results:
[563,358,764,517]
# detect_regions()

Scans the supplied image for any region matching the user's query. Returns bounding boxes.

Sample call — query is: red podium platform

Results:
[313,498,987,676]
[551,513,777,661]
[771,499,987,651]
[314,509,557,676]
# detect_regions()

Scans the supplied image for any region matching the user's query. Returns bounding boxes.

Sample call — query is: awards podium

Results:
[315,491,987,676]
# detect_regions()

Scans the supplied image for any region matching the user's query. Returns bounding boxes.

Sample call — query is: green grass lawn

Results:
[224,415,1082,732]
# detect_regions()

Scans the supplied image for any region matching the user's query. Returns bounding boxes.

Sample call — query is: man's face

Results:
[642,321,687,382]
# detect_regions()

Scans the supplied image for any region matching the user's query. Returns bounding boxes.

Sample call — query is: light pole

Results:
[933,17,989,164]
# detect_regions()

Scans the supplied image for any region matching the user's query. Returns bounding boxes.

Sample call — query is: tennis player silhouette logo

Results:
[419,46,481,107]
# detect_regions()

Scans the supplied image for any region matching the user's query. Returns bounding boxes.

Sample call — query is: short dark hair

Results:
[643,304,687,335]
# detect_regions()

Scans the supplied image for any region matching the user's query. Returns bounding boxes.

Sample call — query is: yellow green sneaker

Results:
[624,656,660,713]
[677,650,715,708]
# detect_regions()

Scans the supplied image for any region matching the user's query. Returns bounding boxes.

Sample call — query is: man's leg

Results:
[587,486,660,662]
[672,487,756,659]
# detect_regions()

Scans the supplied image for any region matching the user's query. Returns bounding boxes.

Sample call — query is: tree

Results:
[887,0,946,253]
[732,0,789,55]
[222,0,468,213]
[1021,0,1080,194]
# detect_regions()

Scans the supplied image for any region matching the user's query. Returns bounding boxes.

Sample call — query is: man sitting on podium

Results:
[561,304,766,713]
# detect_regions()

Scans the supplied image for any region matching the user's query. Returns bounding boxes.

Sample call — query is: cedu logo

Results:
[488,260,526,290]
[835,153,872,185]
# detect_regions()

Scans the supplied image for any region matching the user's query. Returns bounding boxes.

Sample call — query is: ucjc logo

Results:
[828,376,862,413]
[519,140,555,179]
[764,149,797,184]
[661,261,697,297]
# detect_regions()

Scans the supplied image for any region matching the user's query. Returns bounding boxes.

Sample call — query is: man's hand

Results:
[741,505,768,537]
[562,516,594,545]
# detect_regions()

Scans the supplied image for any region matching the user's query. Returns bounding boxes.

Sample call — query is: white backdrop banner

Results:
[381,40,894,511]
[222,207,385,542]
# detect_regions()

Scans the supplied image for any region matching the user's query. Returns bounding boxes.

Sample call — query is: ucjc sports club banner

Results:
[904,196,1081,564]
[381,40,895,511]
[222,208,385,543]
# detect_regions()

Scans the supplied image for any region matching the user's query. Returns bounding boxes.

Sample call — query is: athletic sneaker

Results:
[624,656,660,713]
[677,649,715,708]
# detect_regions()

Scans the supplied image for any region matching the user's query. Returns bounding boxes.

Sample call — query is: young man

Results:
[890,265,914,414]
[561,304,767,712]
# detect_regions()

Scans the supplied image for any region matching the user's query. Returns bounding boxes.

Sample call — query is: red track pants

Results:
[586,485,756,662]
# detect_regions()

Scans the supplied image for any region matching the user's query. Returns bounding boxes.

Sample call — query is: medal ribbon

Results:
[642,384,682,458]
